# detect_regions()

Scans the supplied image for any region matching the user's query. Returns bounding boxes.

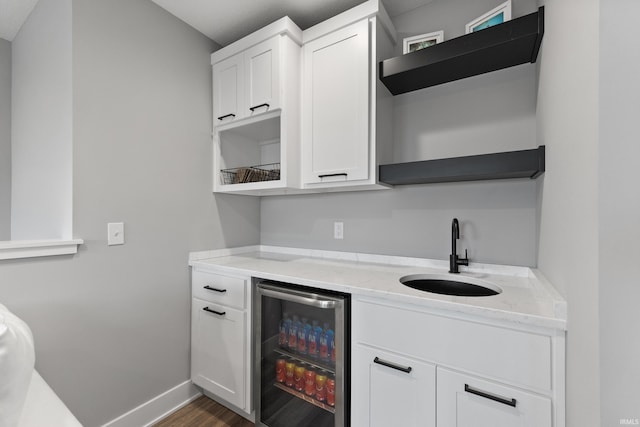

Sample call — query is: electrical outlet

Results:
[334,221,344,240]
[108,222,125,246]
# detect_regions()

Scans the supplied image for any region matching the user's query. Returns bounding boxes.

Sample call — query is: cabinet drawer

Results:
[353,300,552,391]
[192,270,247,309]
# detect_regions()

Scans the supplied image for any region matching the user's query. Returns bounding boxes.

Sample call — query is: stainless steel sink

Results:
[399,274,502,297]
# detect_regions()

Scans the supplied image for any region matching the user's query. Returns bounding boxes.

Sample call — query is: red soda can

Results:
[276,359,286,383]
[294,365,306,391]
[315,373,327,402]
[326,377,335,406]
[285,362,295,387]
[304,369,316,396]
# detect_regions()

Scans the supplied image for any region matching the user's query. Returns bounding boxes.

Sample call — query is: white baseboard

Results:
[101,380,201,427]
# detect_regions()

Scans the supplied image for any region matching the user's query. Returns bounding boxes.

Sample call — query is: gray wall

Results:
[0,0,260,425]
[262,180,538,266]
[536,0,601,425]
[599,0,640,424]
[0,39,10,240]
[261,0,541,267]
[11,0,73,240]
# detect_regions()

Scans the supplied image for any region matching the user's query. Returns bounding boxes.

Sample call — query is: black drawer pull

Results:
[203,307,226,316]
[318,173,348,179]
[217,113,236,121]
[464,384,517,407]
[204,285,227,293]
[373,357,412,373]
[249,103,270,112]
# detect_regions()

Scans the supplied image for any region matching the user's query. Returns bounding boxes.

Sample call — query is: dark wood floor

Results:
[153,396,254,427]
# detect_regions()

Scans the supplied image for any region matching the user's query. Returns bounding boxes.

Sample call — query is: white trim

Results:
[465,0,512,34]
[302,0,396,44]
[403,31,444,54]
[0,239,83,261]
[101,380,201,427]
[211,17,302,65]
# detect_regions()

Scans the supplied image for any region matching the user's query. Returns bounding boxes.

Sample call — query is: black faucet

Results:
[449,218,469,274]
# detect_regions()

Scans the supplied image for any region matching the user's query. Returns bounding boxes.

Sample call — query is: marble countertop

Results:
[189,245,567,330]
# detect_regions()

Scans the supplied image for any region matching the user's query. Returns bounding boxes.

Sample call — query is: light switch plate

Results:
[107,222,125,246]
[334,221,344,240]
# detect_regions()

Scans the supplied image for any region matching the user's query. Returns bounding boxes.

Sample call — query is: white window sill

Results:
[0,239,84,261]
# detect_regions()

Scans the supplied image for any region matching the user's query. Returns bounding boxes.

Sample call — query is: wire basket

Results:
[221,163,281,185]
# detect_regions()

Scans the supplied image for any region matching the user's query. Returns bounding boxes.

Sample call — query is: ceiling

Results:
[0,0,38,41]
[0,0,434,45]
[150,0,434,46]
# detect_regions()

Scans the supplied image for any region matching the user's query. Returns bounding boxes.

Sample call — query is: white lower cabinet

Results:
[191,299,246,409]
[351,298,563,427]
[437,368,552,427]
[190,269,251,414]
[352,344,436,427]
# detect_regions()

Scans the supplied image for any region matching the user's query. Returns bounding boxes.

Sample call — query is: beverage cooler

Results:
[255,280,350,427]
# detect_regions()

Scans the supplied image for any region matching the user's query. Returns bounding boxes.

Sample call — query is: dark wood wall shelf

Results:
[379,146,545,185]
[379,7,544,95]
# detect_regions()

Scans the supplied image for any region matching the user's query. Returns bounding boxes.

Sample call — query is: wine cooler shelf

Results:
[274,348,335,374]
[274,383,336,414]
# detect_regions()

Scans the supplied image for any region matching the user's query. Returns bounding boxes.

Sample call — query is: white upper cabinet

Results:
[245,37,280,115]
[213,36,282,126]
[211,18,302,195]
[303,19,370,184]
[301,1,397,190]
[213,54,243,124]
[210,0,395,195]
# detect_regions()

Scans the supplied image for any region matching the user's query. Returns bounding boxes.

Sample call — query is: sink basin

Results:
[399,274,502,297]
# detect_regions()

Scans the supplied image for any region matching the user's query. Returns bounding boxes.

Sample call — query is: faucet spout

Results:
[449,218,469,274]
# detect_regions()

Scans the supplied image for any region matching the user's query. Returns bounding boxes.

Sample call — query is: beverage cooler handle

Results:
[258,283,338,309]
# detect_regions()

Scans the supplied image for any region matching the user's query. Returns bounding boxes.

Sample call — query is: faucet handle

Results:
[460,249,470,266]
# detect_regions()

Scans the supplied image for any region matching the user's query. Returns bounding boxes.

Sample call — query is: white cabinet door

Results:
[352,344,436,427]
[245,37,280,115]
[437,368,552,427]
[213,54,244,125]
[191,298,246,409]
[303,19,370,185]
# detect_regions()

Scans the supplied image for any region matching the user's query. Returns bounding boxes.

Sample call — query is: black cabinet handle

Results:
[204,285,227,293]
[217,113,236,121]
[203,307,226,316]
[318,173,348,179]
[373,357,412,373]
[249,103,270,112]
[464,384,517,407]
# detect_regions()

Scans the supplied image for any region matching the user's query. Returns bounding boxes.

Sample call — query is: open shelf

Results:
[379,7,544,95]
[378,146,545,185]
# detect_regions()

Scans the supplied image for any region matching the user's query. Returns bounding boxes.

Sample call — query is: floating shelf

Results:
[379,146,545,185]
[379,7,544,95]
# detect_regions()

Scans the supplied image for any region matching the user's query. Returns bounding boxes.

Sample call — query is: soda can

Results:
[294,364,306,392]
[275,359,286,383]
[304,369,316,396]
[326,377,335,406]
[315,373,327,402]
[285,361,295,387]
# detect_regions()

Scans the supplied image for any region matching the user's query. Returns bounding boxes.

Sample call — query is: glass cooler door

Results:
[255,281,349,427]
